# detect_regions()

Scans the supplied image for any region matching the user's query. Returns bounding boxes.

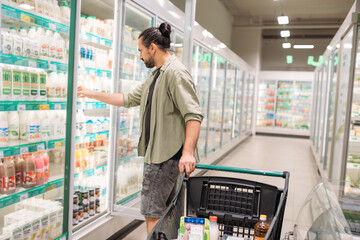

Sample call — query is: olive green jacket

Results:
[123,55,203,164]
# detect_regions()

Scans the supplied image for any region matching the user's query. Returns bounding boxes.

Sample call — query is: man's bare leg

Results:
[145,216,160,235]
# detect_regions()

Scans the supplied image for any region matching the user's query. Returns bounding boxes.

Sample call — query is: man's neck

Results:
[155,51,171,68]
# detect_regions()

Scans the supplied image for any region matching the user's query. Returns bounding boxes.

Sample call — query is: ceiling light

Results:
[282,43,291,49]
[293,45,314,49]
[219,43,227,49]
[169,11,180,19]
[286,55,293,64]
[280,30,290,38]
[277,16,289,25]
[336,43,340,49]
[327,45,333,51]
[344,43,352,49]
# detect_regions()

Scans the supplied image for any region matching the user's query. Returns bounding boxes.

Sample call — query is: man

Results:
[77,22,203,234]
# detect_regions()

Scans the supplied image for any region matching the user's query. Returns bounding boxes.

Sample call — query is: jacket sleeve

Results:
[123,82,144,108]
[169,70,204,123]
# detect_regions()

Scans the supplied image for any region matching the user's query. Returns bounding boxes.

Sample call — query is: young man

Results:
[77,22,203,234]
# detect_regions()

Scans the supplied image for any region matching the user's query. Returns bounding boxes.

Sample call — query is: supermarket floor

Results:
[121,135,320,239]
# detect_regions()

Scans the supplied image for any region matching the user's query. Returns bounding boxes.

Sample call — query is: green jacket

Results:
[123,55,203,164]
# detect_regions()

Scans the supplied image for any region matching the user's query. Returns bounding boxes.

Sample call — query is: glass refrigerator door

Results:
[246,76,254,131]
[174,33,184,62]
[275,81,294,129]
[257,80,276,127]
[293,81,312,130]
[193,47,211,159]
[207,55,225,154]
[241,73,249,133]
[222,63,235,146]
[311,71,320,144]
[113,4,153,208]
[0,0,73,238]
[71,0,115,232]
[234,70,244,137]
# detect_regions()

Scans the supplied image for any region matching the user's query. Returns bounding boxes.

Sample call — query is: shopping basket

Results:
[147,164,290,240]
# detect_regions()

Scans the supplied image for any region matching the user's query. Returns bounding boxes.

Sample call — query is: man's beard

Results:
[143,56,155,68]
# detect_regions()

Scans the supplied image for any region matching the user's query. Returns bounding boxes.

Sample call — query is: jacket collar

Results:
[149,54,177,76]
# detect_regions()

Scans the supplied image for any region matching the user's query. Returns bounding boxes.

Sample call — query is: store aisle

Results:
[122,135,320,239]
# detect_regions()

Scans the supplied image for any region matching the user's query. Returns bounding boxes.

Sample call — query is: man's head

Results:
[138,22,171,68]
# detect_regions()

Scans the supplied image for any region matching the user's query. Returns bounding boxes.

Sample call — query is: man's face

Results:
[138,37,155,68]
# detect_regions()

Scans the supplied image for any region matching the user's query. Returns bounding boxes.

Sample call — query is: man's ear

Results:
[150,43,157,52]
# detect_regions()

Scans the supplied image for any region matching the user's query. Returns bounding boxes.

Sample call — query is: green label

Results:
[2,70,12,95]
[40,74,46,96]
[22,72,30,96]
[13,71,21,95]
[31,73,38,96]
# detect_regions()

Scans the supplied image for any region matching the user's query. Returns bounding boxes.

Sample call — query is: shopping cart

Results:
[147,164,290,240]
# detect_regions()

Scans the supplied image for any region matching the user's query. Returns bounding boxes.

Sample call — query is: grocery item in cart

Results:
[254,215,270,240]
[178,216,210,240]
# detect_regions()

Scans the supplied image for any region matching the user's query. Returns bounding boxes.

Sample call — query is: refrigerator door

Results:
[241,72,249,133]
[174,33,184,62]
[222,63,236,146]
[246,75,254,131]
[257,80,276,128]
[0,0,76,238]
[276,80,294,129]
[293,81,312,131]
[234,69,244,137]
[207,55,225,154]
[113,3,153,216]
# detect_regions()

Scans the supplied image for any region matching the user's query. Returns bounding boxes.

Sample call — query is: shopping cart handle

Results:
[195,164,288,178]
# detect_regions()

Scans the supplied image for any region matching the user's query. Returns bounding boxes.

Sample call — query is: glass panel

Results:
[241,73,248,133]
[234,70,243,137]
[311,71,319,144]
[343,27,360,234]
[293,81,312,130]
[246,76,254,130]
[315,67,325,153]
[114,4,153,206]
[275,81,294,129]
[207,55,225,154]
[257,80,276,127]
[193,47,211,159]
[174,33,183,62]
[0,0,73,237]
[222,63,235,145]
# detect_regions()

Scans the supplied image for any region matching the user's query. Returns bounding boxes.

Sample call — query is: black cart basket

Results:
[147,164,290,240]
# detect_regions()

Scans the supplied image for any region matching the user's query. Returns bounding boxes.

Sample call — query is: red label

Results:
[3,176,16,191]
[23,171,36,185]
[16,170,23,185]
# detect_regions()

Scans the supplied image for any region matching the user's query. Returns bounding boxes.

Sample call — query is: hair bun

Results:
[159,22,171,38]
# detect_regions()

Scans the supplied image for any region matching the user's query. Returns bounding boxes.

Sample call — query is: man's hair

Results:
[139,22,171,51]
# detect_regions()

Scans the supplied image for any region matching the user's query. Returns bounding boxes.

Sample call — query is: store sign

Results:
[307,55,323,67]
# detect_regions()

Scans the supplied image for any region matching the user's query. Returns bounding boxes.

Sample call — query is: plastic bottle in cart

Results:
[33,152,45,185]
[0,112,9,147]
[209,216,220,240]
[8,111,19,140]
[19,111,28,140]
[254,215,270,240]
[28,26,40,58]
[19,27,32,58]
[10,27,23,56]
[2,157,16,194]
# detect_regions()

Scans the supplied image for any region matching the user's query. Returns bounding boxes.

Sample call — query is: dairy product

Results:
[37,27,48,57]
[12,67,22,100]
[39,70,47,100]
[2,65,12,101]
[54,31,65,60]
[19,111,28,140]
[38,111,50,141]
[10,27,23,56]
[46,29,57,59]
[8,111,19,140]
[2,29,13,55]
[2,157,16,194]
[22,153,36,188]
[28,26,40,59]
[26,111,41,143]
[34,152,45,185]
[30,72,39,100]
[19,27,32,58]
[21,68,30,100]
[0,112,9,147]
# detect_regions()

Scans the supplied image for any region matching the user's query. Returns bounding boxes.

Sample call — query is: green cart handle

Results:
[195,164,289,178]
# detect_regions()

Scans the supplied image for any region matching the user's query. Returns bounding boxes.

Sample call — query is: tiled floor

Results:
[122,135,320,239]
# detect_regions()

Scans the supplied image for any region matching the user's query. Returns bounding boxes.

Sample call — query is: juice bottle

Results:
[0,112,9,147]
[254,215,270,240]
[0,160,4,193]
[74,144,81,173]
[21,68,30,100]
[40,151,50,182]
[33,152,45,185]
[14,155,24,187]
[22,153,36,188]
[2,157,16,194]
[80,144,89,171]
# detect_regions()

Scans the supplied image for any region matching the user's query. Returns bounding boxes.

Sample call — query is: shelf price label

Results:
[0,151,4,158]
[20,14,34,23]
[28,61,37,68]
[37,144,45,151]
[54,104,62,110]
[49,63,57,71]
[54,141,63,148]
[49,23,56,31]
[39,104,50,110]
[20,147,29,155]
[19,193,29,201]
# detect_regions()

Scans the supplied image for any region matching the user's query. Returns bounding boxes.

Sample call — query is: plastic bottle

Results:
[80,144,89,171]
[10,27,23,56]
[38,111,50,141]
[52,0,61,19]
[254,215,270,240]
[8,111,19,140]
[26,111,41,143]
[59,111,66,138]
[30,71,39,100]
[37,27,48,57]
[39,70,47,100]
[74,145,81,173]
[1,64,12,101]
[209,216,220,240]
[12,67,22,100]
[33,152,45,185]
[40,151,49,182]
[19,27,32,58]
[19,111,28,140]
[46,30,57,59]
[0,160,4,194]
[14,155,24,187]
[21,153,36,188]
[47,111,61,139]
[2,157,16,194]
[47,72,57,100]
[0,112,9,147]
[54,31,65,60]
[21,68,30,100]
[28,26,40,59]
[2,28,13,55]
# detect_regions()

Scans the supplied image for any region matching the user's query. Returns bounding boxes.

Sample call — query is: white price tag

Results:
[20,193,29,201]
[20,147,29,155]
[28,61,37,68]
[37,144,45,151]
[49,23,56,31]
[49,63,57,71]
[100,39,105,45]
[55,104,61,110]
[17,105,26,111]
[0,151,4,158]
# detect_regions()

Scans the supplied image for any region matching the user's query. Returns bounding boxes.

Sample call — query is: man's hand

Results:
[179,153,196,178]
[77,86,95,99]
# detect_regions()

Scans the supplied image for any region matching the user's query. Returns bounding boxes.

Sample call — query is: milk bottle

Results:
[0,112,9,147]
[39,70,47,100]
[47,29,57,59]
[38,111,50,141]
[12,67,22,100]
[21,153,36,188]
[19,27,32,58]
[19,111,28,140]
[30,71,39,100]
[28,26,40,59]
[21,68,30,100]
[2,28,13,55]
[37,27,48,57]
[54,31,65,61]
[10,27,23,56]
[47,72,57,100]
[8,111,19,140]
[47,111,61,139]
[26,111,41,143]
[1,64,12,101]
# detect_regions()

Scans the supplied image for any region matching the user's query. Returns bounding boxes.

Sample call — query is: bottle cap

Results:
[209,216,218,222]
[260,214,267,221]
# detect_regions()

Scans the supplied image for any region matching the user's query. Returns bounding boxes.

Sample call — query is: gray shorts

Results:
[140,159,180,218]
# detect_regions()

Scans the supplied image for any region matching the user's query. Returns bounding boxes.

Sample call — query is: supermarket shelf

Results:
[54,233,68,240]
[256,127,310,137]
[115,189,141,205]
[349,136,360,143]
[117,154,137,165]
[80,31,113,50]
[123,44,138,55]
[0,53,68,71]
[75,131,110,144]
[0,178,63,209]
[0,101,68,111]
[83,67,112,78]
[0,140,46,158]
[74,163,107,178]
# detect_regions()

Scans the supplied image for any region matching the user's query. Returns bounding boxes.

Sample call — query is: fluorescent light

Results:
[286,55,293,64]
[19,4,35,10]
[277,16,289,25]
[336,43,340,49]
[174,43,183,47]
[194,21,199,26]
[282,43,291,49]
[157,0,164,7]
[293,45,314,49]
[327,45,333,51]
[280,30,290,37]
[213,47,219,51]
[219,43,227,49]
[344,43,352,49]
[169,11,180,19]
[202,30,214,39]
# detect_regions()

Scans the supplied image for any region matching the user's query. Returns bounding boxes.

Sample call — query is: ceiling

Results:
[219,0,355,71]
